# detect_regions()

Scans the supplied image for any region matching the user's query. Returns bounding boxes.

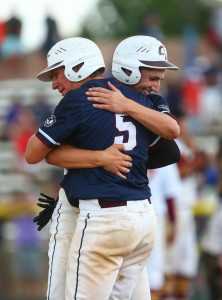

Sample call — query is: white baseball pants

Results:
[47,188,79,300]
[65,198,156,300]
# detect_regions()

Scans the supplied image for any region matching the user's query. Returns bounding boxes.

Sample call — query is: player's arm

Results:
[86,81,180,140]
[46,140,180,172]
[26,135,132,179]
[25,133,53,164]
[25,133,132,178]
[25,106,132,178]
[46,144,132,179]
[147,139,181,169]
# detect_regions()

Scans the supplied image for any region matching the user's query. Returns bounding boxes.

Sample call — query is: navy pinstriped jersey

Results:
[36,77,172,204]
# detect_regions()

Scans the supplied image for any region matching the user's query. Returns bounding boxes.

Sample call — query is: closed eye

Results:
[149,77,164,82]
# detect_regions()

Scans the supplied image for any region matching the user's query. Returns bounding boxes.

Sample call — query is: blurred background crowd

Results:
[1,0,222,299]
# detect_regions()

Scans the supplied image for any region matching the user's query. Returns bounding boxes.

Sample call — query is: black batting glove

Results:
[33,193,58,231]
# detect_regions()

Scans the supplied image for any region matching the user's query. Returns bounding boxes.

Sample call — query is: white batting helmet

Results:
[37,37,105,82]
[112,35,178,85]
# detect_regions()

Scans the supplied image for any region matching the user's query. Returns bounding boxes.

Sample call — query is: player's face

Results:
[51,67,82,96]
[132,68,165,95]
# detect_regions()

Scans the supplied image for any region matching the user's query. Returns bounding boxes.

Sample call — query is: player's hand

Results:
[86,81,129,114]
[100,144,132,179]
[33,193,58,231]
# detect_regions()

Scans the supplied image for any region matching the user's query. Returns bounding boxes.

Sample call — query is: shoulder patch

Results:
[157,104,170,112]
[44,115,56,127]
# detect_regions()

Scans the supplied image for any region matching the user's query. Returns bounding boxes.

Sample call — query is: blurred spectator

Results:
[179,55,222,135]
[182,25,199,69]
[218,139,222,199]
[0,217,4,297]
[6,192,45,299]
[163,109,207,300]
[206,5,222,53]
[198,66,222,125]
[0,20,6,45]
[32,95,52,127]
[0,192,42,298]
[4,96,23,126]
[140,11,164,42]
[180,56,209,117]
[9,106,41,175]
[146,164,181,300]
[0,16,24,79]
[204,156,220,188]
[164,82,182,113]
[0,16,23,59]
[10,106,37,156]
[193,150,220,243]
[41,16,60,54]
[201,195,222,300]
[0,96,22,140]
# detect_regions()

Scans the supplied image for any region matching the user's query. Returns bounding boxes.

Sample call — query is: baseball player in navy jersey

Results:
[25,36,179,300]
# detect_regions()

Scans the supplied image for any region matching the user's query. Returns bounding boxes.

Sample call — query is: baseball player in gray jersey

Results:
[27,36,179,300]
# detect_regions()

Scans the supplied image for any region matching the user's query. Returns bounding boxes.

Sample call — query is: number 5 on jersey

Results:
[114,114,137,151]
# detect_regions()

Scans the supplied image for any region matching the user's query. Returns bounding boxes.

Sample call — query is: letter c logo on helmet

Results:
[112,35,178,85]
[158,45,167,60]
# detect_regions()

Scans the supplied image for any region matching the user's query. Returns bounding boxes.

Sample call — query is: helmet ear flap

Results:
[73,62,84,73]
[64,62,85,81]
[64,65,78,81]
[112,62,141,85]
[123,67,141,84]
[122,67,132,76]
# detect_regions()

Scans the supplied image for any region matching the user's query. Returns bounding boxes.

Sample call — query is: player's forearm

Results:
[124,98,180,140]
[46,145,102,168]
[25,134,52,164]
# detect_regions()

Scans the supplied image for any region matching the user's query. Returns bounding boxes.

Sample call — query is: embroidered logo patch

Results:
[44,115,56,127]
[158,105,170,112]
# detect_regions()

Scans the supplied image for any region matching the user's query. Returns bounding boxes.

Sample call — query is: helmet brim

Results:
[139,60,179,70]
[37,60,64,82]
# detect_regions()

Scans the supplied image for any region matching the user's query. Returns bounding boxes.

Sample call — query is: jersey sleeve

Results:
[148,93,177,149]
[36,94,82,148]
[148,93,174,116]
[147,140,181,169]
[146,94,180,169]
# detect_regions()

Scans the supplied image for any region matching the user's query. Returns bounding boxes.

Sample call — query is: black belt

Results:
[98,198,151,208]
